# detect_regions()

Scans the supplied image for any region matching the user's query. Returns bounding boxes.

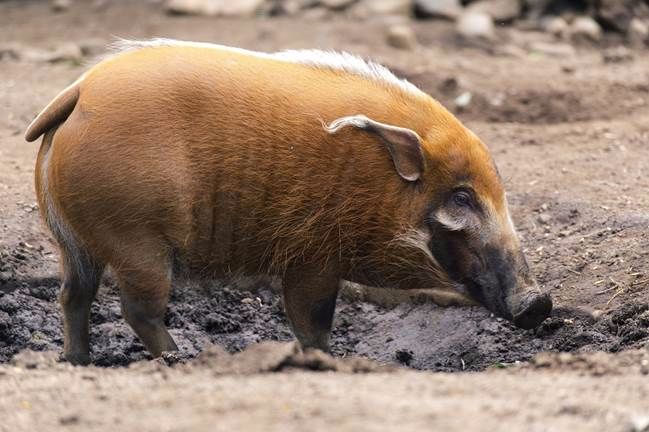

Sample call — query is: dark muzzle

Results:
[510,291,553,330]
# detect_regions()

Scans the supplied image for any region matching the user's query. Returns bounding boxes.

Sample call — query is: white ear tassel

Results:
[322,115,371,134]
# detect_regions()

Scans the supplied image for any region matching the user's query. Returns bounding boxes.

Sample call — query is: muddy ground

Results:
[1,1,649,430]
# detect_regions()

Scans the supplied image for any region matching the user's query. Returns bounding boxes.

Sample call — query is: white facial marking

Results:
[435,209,465,232]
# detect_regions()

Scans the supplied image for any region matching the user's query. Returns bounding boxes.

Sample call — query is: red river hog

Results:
[25,39,552,365]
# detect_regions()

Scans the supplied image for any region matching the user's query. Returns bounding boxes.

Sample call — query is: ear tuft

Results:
[324,115,425,182]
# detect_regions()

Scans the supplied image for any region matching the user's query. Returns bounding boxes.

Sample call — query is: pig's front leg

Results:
[282,265,340,352]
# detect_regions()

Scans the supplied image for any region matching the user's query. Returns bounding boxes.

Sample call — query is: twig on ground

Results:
[596,286,616,295]
[605,277,628,307]
[606,288,625,306]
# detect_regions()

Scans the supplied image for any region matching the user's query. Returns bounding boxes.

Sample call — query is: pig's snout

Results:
[509,291,553,330]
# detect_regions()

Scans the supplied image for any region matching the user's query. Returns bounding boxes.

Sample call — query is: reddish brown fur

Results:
[27,43,537,362]
[38,46,495,283]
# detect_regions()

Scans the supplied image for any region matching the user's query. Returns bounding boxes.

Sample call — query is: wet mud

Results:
[2,244,648,371]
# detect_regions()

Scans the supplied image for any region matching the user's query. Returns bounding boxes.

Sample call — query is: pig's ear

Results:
[324,115,425,182]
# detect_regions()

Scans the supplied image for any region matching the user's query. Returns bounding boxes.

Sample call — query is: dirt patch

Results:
[398,69,649,125]
[2,243,649,371]
[526,348,649,376]
[4,347,649,432]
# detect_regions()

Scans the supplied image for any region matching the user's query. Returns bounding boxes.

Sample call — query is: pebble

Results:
[264,0,303,16]
[15,43,84,64]
[541,15,568,38]
[602,46,634,64]
[456,11,495,40]
[466,0,520,22]
[629,416,649,432]
[51,0,71,12]
[571,16,602,42]
[628,18,649,47]
[165,0,265,17]
[591,309,604,320]
[386,25,418,50]
[454,91,472,109]
[362,0,411,16]
[414,0,462,20]
[0,45,20,61]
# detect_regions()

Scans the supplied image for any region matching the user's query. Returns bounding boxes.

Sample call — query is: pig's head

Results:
[325,114,552,329]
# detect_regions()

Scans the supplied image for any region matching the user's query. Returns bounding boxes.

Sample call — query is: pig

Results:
[25,39,552,365]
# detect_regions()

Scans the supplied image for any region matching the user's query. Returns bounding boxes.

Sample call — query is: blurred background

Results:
[1,0,649,129]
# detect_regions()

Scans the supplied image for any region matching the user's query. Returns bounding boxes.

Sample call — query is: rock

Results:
[78,38,106,57]
[529,41,575,57]
[595,0,634,33]
[466,0,521,22]
[194,341,387,374]
[602,46,634,64]
[51,0,72,12]
[212,0,265,16]
[0,45,20,61]
[537,213,551,225]
[454,91,472,109]
[44,43,83,63]
[628,18,649,46]
[165,0,218,15]
[263,0,305,16]
[386,25,418,50]
[438,76,459,94]
[165,0,265,17]
[414,0,462,20]
[22,43,84,64]
[362,0,411,16]
[524,0,552,21]
[456,11,495,40]
[320,0,355,9]
[570,16,602,42]
[629,415,649,432]
[541,15,568,38]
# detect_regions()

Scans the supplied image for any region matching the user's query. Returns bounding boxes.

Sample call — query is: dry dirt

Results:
[1,1,649,431]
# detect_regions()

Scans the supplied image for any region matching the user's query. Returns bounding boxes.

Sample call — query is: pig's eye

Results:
[452,190,473,208]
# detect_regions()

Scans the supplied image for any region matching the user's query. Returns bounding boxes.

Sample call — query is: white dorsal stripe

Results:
[109,38,425,97]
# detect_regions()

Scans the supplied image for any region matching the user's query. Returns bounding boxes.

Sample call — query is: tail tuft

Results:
[25,82,80,142]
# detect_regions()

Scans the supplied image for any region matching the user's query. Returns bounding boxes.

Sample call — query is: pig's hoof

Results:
[512,292,552,330]
[64,352,91,366]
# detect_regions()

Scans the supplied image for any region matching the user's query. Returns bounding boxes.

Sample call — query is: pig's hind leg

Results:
[112,239,178,358]
[58,246,104,366]
[38,128,104,365]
